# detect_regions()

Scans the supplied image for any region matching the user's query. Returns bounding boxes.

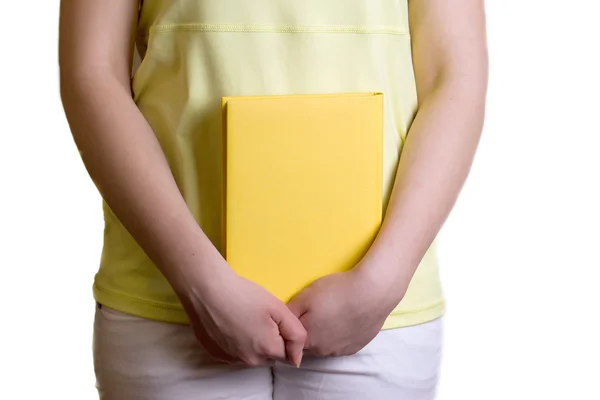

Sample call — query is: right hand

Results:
[176,267,307,367]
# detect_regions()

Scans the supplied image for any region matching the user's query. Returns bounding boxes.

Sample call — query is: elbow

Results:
[59,67,97,102]
[440,54,488,101]
[59,73,91,126]
[59,72,81,119]
[58,61,91,109]
[59,68,131,123]
[417,49,489,106]
[59,63,130,104]
[59,72,77,107]
[419,64,488,119]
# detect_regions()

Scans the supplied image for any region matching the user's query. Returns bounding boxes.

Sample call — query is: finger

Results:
[271,306,307,367]
[261,332,287,363]
[299,315,312,351]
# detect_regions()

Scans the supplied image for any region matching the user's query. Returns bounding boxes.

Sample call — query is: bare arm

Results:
[363,0,488,289]
[59,0,305,366]
[286,0,488,357]
[58,0,224,290]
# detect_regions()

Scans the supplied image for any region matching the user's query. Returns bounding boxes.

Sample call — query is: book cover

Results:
[222,93,383,302]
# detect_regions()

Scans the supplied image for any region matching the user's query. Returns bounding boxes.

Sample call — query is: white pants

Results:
[93,304,442,400]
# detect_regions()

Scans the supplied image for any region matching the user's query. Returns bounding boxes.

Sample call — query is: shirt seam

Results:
[147,23,409,36]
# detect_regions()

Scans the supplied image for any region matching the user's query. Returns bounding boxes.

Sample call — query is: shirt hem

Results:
[382,300,445,330]
[94,283,445,328]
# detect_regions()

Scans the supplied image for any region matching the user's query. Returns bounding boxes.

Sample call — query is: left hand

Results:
[287,264,408,357]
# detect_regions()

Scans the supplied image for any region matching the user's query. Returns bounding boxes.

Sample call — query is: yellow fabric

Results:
[223,93,383,303]
[93,0,445,328]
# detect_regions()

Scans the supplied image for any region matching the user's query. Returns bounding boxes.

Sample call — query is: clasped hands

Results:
[178,257,407,367]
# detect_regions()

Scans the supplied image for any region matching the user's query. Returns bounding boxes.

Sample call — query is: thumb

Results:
[271,306,307,367]
[286,296,306,319]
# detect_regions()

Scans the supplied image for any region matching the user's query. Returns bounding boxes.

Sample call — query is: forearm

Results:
[61,72,226,292]
[356,0,488,299]
[363,77,486,288]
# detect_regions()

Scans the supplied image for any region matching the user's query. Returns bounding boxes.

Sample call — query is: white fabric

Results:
[93,305,442,399]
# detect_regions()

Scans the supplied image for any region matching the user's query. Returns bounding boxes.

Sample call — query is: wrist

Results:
[165,247,236,301]
[354,251,412,309]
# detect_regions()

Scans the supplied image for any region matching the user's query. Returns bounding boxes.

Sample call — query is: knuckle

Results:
[284,325,307,342]
[295,328,308,342]
[260,342,282,359]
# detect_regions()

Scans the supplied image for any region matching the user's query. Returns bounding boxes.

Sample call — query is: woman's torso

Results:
[93,0,444,327]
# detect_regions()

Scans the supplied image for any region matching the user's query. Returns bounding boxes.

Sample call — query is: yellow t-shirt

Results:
[93,0,444,329]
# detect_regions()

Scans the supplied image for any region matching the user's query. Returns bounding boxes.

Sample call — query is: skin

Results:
[59,0,487,365]
[59,0,306,367]
[288,0,488,356]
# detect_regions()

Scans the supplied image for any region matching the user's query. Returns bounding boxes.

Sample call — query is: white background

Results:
[1,1,599,399]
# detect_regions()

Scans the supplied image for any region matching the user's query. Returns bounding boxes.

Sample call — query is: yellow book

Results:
[222,93,383,303]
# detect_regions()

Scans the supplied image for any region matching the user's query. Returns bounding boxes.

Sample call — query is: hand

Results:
[177,266,307,367]
[287,265,407,357]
